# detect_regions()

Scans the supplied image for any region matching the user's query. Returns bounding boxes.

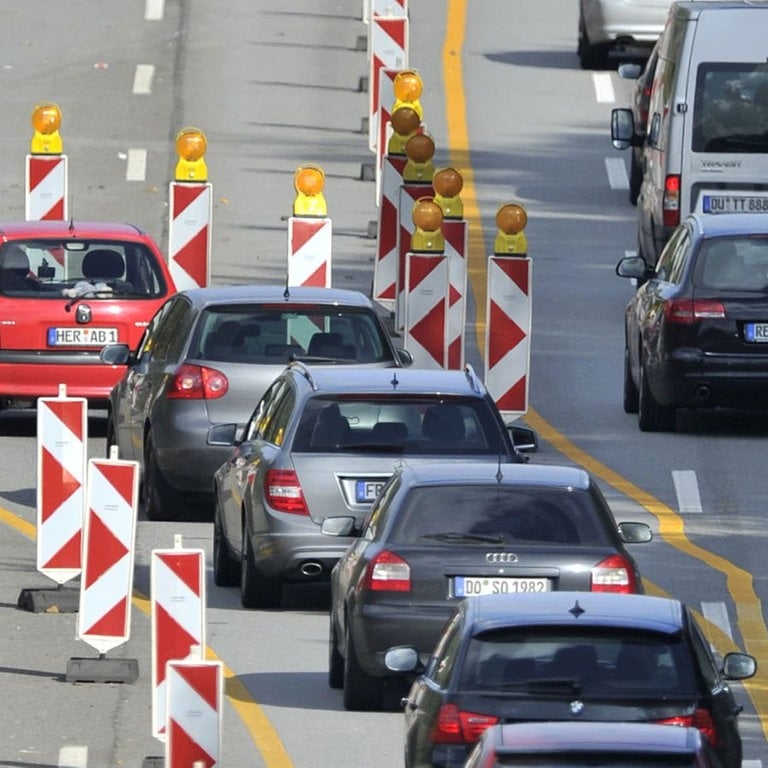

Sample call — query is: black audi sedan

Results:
[386,591,756,768]
[617,212,768,431]
[326,462,652,711]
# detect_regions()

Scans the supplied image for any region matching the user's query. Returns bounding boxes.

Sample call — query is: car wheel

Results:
[629,151,642,206]
[343,627,383,711]
[623,345,639,414]
[105,412,118,458]
[143,433,182,521]
[577,15,607,69]
[212,500,239,587]
[638,362,675,432]
[240,521,282,609]
[328,613,344,689]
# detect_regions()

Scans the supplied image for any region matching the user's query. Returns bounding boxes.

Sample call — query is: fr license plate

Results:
[355,479,385,503]
[453,577,551,597]
[47,327,119,346]
[702,195,768,214]
[745,323,768,342]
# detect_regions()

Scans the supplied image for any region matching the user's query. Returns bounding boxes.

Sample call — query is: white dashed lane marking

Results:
[145,0,165,21]
[132,64,155,95]
[126,149,147,182]
[592,72,615,103]
[605,157,628,189]
[672,469,703,513]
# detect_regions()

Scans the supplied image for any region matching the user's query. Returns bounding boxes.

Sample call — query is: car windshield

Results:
[388,486,611,546]
[190,305,392,364]
[459,627,698,699]
[692,236,768,292]
[0,240,166,298]
[291,395,507,454]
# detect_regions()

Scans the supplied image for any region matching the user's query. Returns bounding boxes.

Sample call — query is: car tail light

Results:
[591,553,637,593]
[264,469,309,515]
[662,174,681,228]
[431,704,499,744]
[363,550,410,592]
[664,298,726,324]
[166,364,229,400]
[655,708,718,747]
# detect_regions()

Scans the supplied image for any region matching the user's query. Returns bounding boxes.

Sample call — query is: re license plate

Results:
[47,327,119,347]
[745,323,768,342]
[453,576,551,597]
[702,195,768,214]
[355,479,385,503]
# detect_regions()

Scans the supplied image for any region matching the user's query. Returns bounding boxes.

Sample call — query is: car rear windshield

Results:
[692,236,768,292]
[490,756,700,768]
[292,395,508,455]
[190,305,393,364]
[459,627,698,698]
[0,240,167,298]
[388,486,612,546]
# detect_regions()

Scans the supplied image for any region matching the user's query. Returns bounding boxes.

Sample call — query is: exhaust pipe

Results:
[694,384,711,402]
[300,561,324,577]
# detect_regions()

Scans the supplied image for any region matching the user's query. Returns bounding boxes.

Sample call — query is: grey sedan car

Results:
[102,284,411,520]
[212,364,538,610]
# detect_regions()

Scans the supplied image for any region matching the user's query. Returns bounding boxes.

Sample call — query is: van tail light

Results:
[166,364,229,400]
[264,469,308,515]
[662,174,681,228]
[431,704,499,744]
[664,299,726,324]
[591,553,637,593]
[363,550,410,592]
[655,708,718,747]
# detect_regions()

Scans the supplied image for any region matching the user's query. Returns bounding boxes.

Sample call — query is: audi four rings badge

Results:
[485,552,518,563]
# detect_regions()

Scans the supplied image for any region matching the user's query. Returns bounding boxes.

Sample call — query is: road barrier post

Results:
[25,102,67,221]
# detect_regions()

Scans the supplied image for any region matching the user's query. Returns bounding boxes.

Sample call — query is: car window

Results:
[361,474,400,542]
[693,237,768,292]
[655,225,690,283]
[291,396,507,455]
[245,380,286,442]
[148,298,192,361]
[387,486,613,546]
[458,628,698,697]
[425,611,463,689]
[686,611,720,689]
[261,387,295,447]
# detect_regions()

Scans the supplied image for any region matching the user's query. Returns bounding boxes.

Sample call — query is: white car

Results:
[578,0,671,69]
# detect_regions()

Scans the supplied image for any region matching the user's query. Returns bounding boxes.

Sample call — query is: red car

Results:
[0,220,176,408]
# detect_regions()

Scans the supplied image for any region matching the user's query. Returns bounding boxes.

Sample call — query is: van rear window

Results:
[693,63,768,153]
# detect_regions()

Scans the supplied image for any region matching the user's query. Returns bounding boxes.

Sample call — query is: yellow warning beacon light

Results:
[392,69,424,119]
[494,202,528,256]
[432,167,464,220]
[293,164,327,217]
[411,196,445,253]
[174,127,208,182]
[30,102,63,155]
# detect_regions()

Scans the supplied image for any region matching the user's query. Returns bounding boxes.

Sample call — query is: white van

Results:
[611,1,768,264]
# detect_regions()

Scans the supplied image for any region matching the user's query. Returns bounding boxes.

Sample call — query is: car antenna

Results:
[390,372,399,389]
[283,275,290,300]
[495,454,503,484]
[569,600,585,618]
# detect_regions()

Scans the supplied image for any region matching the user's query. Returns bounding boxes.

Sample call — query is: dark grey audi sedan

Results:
[326,461,652,711]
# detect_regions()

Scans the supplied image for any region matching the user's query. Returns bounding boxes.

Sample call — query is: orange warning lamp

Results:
[30,102,63,155]
[433,167,464,219]
[392,69,424,119]
[388,106,421,156]
[403,133,435,183]
[175,127,208,181]
[293,164,327,217]
[411,196,445,253]
[494,202,528,255]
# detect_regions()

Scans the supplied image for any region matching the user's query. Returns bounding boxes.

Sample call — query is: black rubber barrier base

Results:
[141,757,164,767]
[65,656,139,684]
[17,586,80,613]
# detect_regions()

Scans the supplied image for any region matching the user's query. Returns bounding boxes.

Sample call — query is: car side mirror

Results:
[99,343,131,366]
[617,63,642,80]
[508,424,538,453]
[616,255,650,280]
[396,347,414,367]
[611,108,635,150]
[617,521,653,543]
[384,645,422,674]
[208,423,239,446]
[722,652,757,680]
[321,516,357,537]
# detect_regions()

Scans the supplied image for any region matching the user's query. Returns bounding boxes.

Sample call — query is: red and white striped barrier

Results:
[443,219,468,370]
[151,542,206,740]
[77,457,139,654]
[168,181,213,291]
[404,252,448,368]
[166,658,223,768]
[36,388,87,585]
[287,217,332,288]
[374,67,399,196]
[370,0,407,17]
[368,16,408,152]
[396,182,433,329]
[25,155,68,221]
[484,255,532,420]
[373,154,407,310]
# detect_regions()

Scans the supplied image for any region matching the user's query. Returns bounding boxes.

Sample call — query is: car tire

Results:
[638,362,675,432]
[143,433,182,521]
[343,628,383,711]
[213,501,239,587]
[577,14,607,70]
[105,412,118,458]
[240,521,282,609]
[328,613,345,689]
[629,152,642,206]
[623,345,639,414]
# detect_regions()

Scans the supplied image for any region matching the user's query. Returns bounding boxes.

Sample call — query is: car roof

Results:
[686,212,768,239]
[178,284,377,309]
[396,461,592,490]
[464,591,685,634]
[0,220,150,238]
[289,364,487,396]
[490,721,704,754]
